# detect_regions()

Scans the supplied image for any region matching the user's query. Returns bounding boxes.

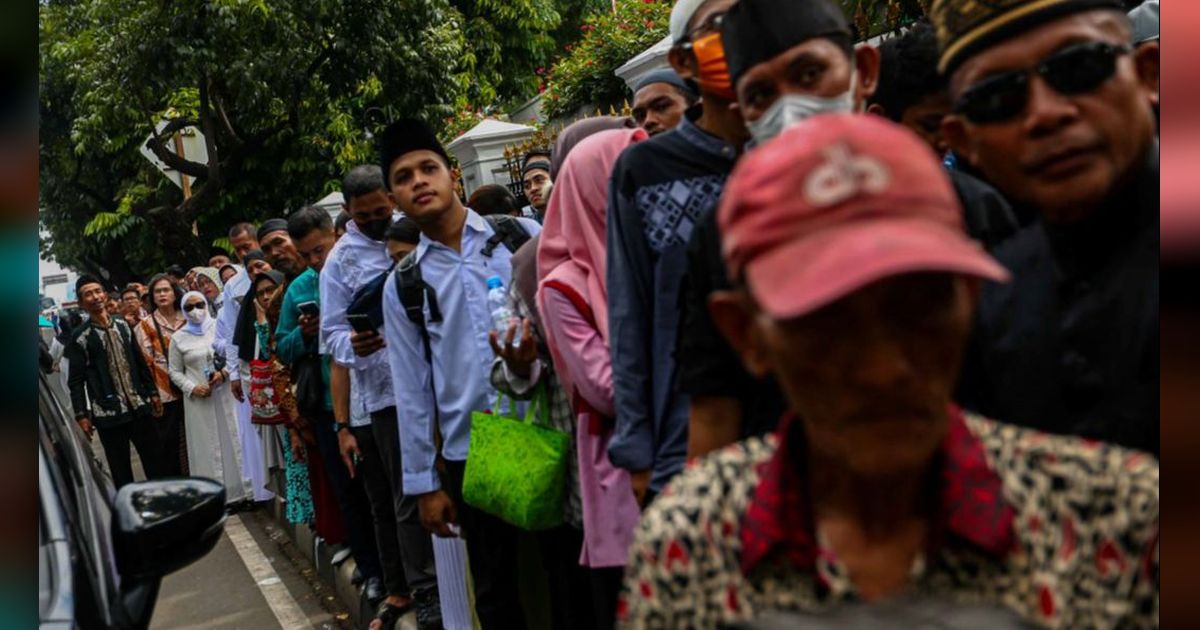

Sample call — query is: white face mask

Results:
[186,306,207,324]
[746,71,857,144]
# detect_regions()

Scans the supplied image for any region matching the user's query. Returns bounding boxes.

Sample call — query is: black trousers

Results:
[155,400,185,477]
[537,525,596,630]
[589,566,624,630]
[367,407,438,595]
[352,420,410,596]
[97,412,163,489]
[310,408,383,581]
[442,459,526,630]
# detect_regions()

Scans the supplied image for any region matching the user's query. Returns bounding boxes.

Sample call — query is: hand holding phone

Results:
[298,301,320,317]
[347,313,375,334]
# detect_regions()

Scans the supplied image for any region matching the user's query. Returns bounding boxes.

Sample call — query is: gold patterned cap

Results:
[932,0,1126,76]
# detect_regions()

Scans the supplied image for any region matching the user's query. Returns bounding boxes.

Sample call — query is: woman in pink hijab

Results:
[537,126,647,621]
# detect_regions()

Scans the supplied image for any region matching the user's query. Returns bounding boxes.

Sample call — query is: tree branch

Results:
[144,116,209,179]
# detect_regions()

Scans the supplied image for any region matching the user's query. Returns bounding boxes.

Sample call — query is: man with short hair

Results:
[228,222,260,263]
[618,114,1159,629]
[868,21,952,156]
[467,183,522,217]
[277,205,392,610]
[65,275,164,488]
[521,157,553,220]
[119,286,144,328]
[380,118,540,629]
[606,0,746,503]
[319,165,440,625]
[934,0,1160,455]
[630,68,697,136]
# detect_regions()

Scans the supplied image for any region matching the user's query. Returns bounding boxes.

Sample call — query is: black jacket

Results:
[65,318,158,429]
[956,145,1159,456]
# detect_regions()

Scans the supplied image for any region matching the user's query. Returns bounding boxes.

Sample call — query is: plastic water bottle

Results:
[486,275,520,348]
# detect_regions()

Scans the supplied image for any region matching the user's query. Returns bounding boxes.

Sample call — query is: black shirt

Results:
[956,146,1159,456]
[675,166,1020,440]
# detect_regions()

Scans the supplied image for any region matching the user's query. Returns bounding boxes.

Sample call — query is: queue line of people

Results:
[59,0,1159,627]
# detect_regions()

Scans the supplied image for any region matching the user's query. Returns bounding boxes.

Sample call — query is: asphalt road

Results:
[88,432,351,629]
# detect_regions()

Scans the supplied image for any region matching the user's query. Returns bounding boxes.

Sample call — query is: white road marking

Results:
[225,515,313,629]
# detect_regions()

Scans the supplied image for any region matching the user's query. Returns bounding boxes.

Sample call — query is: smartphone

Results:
[347,313,376,334]
[298,301,319,317]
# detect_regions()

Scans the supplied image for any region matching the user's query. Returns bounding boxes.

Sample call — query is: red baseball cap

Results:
[718,114,1009,319]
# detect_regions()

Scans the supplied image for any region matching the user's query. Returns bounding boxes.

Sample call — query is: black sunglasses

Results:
[954,41,1132,124]
[183,302,206,313]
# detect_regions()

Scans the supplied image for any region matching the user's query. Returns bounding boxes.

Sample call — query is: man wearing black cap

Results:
[606,0,745,506]
[630,68,697,136]
[379,117,540,629]
[933,0,1160,455]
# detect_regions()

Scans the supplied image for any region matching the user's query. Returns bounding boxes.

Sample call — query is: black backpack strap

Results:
[481,214,531,257]
[393,252,442,427]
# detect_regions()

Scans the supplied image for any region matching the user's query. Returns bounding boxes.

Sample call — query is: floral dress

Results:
[255,320,314,525]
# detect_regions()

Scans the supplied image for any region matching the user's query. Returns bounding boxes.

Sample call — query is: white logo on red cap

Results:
[803,143,890,208]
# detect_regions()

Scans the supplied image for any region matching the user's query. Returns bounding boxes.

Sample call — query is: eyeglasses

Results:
[953,41,1132,124]
[183,302,206,313]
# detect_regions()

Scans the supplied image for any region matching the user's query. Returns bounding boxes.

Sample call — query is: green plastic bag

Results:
[463,386,569,530]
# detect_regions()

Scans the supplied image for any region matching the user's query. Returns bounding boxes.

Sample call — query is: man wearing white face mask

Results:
[681,0,1020,460]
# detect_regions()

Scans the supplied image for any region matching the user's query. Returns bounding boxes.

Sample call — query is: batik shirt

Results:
[618,409,1159,629]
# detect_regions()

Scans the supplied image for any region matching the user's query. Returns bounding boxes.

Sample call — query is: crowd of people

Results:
[47,0,1159,627]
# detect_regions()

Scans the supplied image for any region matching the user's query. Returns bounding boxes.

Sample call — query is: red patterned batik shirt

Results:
[617,409,1158,629]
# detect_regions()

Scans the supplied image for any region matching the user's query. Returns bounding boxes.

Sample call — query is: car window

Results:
[39,375,120,617]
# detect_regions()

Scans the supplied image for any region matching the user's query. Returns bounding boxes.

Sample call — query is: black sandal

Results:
[371,600,412,630]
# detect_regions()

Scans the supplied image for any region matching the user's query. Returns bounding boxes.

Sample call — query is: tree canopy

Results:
[40,0,467,284]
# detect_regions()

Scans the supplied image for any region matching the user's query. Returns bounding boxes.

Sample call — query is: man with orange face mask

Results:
[605,0,749,508]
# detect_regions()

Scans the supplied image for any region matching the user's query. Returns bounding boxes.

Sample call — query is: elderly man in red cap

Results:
[616,114,1158,628]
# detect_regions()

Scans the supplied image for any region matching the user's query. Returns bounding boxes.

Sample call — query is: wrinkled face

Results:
[294,228,337,273]
[347,190,393,229]
[387,240,417,265]
[632,83,690,136]
[247,259,272,279]
[208,255,231,268]
[259,230,304,276]
[735,273,975,476]
[387,150,457,223]
[735,38,871,123]
[151,279,176,310]
[943,11,1158,223]
[79,283,107,315]
[900,93,953,155]
[196,275,221,302]
[230,231,259,260]
[522,167,551,210]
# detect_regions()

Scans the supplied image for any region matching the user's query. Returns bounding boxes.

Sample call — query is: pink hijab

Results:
[536,127,647,394]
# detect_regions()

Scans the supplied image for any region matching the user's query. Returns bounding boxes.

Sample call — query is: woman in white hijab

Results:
[169,290,252,503]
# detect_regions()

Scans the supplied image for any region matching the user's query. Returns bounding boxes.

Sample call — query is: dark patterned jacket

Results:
[606,108,738,493]
[618,410,1159,629]
[65,318,158,429]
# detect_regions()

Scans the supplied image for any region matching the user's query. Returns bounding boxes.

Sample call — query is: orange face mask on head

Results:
[690,31,737,101]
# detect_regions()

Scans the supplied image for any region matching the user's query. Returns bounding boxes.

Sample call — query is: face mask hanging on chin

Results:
[690,31,738,101]
[746,70,858,144]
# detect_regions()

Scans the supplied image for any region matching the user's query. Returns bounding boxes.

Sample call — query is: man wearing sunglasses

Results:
[934,0,1160,456]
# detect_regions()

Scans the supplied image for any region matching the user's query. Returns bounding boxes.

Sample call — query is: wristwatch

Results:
[334,422,352,434]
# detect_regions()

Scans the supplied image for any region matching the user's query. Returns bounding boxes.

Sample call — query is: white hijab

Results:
[180,291,214,335]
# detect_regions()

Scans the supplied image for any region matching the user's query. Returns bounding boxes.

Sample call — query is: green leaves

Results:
[541,0,670,119]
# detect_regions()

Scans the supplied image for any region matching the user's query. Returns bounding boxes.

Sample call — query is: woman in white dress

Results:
[169,290,252,503]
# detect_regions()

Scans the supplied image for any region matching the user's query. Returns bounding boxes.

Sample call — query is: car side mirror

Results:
[112,478,226,580]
